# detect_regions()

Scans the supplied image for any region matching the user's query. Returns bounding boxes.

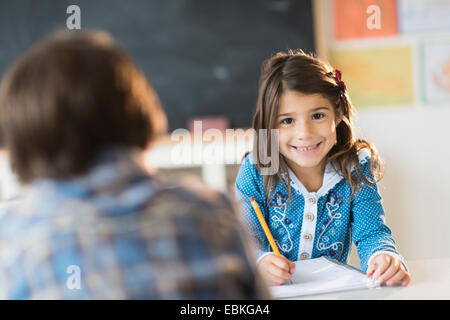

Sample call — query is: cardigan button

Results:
[300,252,310,260]
[307,196,316,204]
[305,213,315,221]
[303,233,313,241]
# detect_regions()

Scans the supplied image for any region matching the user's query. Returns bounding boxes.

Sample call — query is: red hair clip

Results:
[334,69,347,98]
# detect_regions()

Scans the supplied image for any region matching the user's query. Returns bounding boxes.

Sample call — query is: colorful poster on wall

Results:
[398,0,450,33]
[330,46,413,108]
[332,0,398,40]
[422,41,450,103]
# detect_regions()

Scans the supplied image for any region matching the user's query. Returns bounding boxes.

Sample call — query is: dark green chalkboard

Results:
[0,0,315,131]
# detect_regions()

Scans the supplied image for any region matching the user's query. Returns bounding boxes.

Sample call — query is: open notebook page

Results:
[270,256,379,299]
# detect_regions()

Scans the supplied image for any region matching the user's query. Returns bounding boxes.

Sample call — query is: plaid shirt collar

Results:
[21,147,156,217]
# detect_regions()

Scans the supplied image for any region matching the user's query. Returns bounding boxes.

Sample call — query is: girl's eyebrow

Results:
[277,112,294,118]
[277,106,331,118]
[311,106,331,112]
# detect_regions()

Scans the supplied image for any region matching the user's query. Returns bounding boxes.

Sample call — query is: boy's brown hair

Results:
[0,30,167,183]
[251,49,383,201]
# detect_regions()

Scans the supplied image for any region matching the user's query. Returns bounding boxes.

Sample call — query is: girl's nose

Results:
[295,120,314,140]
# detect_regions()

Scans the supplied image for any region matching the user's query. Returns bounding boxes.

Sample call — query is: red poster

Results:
[333,0,398,40]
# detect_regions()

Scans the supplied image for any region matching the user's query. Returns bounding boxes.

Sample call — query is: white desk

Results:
[286,258,450,300]
[144,130,253,192]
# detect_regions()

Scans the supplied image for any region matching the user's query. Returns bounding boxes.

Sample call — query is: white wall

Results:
[351,105,450,261]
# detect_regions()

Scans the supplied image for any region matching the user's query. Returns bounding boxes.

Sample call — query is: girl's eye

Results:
[281,118,294,125]
[312,113,325,120]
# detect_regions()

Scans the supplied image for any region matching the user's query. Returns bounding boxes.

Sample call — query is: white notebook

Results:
[270,256,380,299]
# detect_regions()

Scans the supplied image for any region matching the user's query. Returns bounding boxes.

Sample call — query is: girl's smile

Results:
[290,141,323,153]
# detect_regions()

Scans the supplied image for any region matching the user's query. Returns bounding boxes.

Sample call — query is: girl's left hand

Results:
[366,253,411,287]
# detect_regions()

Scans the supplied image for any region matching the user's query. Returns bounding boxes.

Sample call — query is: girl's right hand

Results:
[257,254,295,286]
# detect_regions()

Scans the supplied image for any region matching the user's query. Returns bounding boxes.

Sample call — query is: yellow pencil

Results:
[249,196,281,257]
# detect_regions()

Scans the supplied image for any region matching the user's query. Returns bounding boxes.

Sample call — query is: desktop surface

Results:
[285,258,450,300]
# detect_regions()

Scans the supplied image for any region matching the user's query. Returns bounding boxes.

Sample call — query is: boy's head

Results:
[0,30,167,183]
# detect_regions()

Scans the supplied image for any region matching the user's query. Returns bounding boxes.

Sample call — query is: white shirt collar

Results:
[287,161,344,197]
[286,149,371,197]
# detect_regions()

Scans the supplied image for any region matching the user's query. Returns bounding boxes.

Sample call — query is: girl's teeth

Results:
[296,143,318,151]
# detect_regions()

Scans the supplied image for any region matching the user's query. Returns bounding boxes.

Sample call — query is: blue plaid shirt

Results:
[0,148,269,299]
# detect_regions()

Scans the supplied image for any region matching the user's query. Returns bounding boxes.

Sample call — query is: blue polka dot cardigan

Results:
[235,149,406,272]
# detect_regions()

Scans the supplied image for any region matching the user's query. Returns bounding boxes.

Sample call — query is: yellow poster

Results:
[330,47,414,108]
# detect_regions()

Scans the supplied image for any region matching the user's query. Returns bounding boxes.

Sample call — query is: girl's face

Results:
[276,90,339,175]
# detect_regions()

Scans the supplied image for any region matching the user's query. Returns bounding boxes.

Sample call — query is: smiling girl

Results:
[235,50,410,288]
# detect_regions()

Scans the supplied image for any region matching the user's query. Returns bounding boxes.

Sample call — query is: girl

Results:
[235,50,410,287]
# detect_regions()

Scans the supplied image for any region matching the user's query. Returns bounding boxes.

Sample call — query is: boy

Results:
[0,30,268,299]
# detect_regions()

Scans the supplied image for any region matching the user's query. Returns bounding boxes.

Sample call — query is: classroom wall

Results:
[353,106,450,261]
[315,102,450,266]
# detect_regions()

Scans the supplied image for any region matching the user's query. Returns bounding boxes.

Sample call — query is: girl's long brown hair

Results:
[250,49,383,202]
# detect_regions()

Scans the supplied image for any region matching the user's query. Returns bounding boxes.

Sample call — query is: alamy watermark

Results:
[66,5,81,30]
[66,265,81,290]
[170,121,279,175]
[366,5,381,30]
